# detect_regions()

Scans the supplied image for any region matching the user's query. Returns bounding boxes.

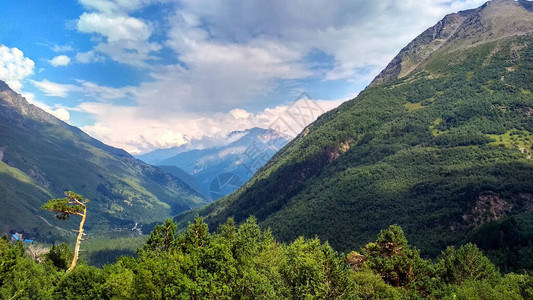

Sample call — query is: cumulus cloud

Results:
[49,55,71,67]
[52,107,71,122]
[118,0,485,112]
[79,97,348,154]
[0,45,35,92]
[75,1,161,67]
[77,13,151,42]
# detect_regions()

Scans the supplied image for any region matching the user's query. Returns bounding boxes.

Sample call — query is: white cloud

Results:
[75,1,161,67]
[129,0,485,112]
[176,0,486,81]
[0,45,35,92]
[94,40,161,67]
[52,44,74,52]
[31,79,79,98]
[32,78,135,101]
[52,108,71,122]
[77,12,152,42]
[130,13,313,112]
[76,79,135,100]
[76,50,105,63]
[49,55,71,67]
[78,96,348,154]
[229,108,252,120]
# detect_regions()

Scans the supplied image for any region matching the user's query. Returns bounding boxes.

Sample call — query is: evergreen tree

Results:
[42,191,89,273]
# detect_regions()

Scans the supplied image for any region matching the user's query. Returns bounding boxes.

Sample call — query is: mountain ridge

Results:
[371,0,533,87]
[0,80,207,240]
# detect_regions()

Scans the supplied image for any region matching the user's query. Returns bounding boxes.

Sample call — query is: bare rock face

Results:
[0,85,60,125]
[370,11,472,86]
[369,0,533,87]
[461,191,533,228]
[28,169,51,188]
[469,194,513,225]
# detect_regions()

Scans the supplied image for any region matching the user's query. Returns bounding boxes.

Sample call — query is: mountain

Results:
[177,0,533,264]
[156,165,203,195]
[153,127,289,200]
[0,80,207,241]
[136,146,187,166]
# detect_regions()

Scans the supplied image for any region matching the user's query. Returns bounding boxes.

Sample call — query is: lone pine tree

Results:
[42,191,88,273]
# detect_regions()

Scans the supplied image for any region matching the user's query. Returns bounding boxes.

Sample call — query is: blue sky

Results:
[0,0,486,154]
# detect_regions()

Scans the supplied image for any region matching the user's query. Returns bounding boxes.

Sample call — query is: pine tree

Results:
[41,191,88,273]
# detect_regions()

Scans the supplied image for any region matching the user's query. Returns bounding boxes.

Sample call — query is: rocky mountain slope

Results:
[177,0,533,268]
[0,80,206,241]
[371,0,533,86]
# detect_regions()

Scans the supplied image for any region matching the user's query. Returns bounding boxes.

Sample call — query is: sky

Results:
[0,0,487,154]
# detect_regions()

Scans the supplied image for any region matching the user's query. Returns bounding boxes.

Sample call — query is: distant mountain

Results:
[151,127,288,200]
[0,80,207,241]
[156,165,203,195]
[177,0,533,268]
[136,146,187,166]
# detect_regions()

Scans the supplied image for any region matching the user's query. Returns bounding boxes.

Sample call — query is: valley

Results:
[2,0,533,298]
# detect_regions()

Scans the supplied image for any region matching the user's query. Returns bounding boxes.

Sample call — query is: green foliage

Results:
[362,225,434,296]
[140,218,177,256]
[0,235,24,286]
[81,235,146,268]
[467,213,533,273]
[46,243,73,271]
[0,236,57,299]
[437,243,500,285]
[350,268,403,299]
[2,221,533,299]
[281,237,355,299]
[53,265,105,300]
[42,191,88,220]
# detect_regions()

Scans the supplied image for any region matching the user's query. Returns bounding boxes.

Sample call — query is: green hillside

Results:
[177,0,533,268]
[0,80,207,241]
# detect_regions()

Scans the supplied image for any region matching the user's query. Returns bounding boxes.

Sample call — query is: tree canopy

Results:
[1,218,532,299]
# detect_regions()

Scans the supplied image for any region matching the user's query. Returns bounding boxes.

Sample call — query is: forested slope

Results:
[177,0,533,269]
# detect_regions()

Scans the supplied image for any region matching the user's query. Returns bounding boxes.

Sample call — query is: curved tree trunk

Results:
[67,205,86,273]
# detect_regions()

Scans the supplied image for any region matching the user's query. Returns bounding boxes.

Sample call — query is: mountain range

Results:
[0,80,206,241]
[177,0,533,269]
[139,127,289,200]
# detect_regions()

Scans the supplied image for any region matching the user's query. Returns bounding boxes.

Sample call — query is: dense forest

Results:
[1,217,532,299]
